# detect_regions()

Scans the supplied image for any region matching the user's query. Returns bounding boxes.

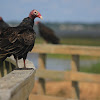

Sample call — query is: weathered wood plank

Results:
[71,55,80,99]
[71,55,80,71]
[29,94,77,100]
[5,61,12,74]
[36,69,100,83]
[36,69,70,81]
[38,54,46,94]
[0,61,4,77]
[38,54,46,69]
[0,68,36,100]
[32,44,100,56]
[71,72,100,83]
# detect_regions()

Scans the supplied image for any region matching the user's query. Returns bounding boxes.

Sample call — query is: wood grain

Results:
[32,44,100,56]
[0,69,36,100]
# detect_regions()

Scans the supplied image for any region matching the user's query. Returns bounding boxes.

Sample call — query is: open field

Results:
[30,81,100,100]
[61,38,100,46]
[36,37,100,46]
[80,62,100,74]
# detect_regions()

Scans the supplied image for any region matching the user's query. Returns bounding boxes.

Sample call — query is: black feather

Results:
[0,17,36,61]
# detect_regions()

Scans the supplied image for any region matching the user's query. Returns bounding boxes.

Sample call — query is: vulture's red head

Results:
[29,10,43,20]
[0,17,3,21]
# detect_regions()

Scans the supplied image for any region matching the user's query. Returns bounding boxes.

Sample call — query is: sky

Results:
[0,0,100,23]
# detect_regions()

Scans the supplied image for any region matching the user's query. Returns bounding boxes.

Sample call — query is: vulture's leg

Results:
[23,59,26,68]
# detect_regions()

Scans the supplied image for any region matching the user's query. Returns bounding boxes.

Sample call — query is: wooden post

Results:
[71,55,80,99]
[38,54,46,94]
[11,64,16,71]
[5,61,12,74]
[0,69,36,100]
[3,61,8,76]
[0,61,5,77]
[0,61,13,77]
[0,60,3,77]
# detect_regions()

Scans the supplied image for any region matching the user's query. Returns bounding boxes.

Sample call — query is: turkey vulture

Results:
[0,17,9,34]
[36,21,60,44]
[0,9,42,68]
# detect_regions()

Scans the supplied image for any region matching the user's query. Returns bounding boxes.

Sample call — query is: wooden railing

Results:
[30,44,100,100]
[0,44,100,100]
[0,57,36,100]
[32,44,100,56]
[0,58,16,77]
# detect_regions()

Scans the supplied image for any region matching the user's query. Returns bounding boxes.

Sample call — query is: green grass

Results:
[47,54,70,59]
[80,62,100,74]
[36,37,100,46]
[61,38,100,46]
[35,37,44,44]
[47,54,100,60]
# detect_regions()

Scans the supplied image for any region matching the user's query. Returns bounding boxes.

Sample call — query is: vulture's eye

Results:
[34,12,36,13]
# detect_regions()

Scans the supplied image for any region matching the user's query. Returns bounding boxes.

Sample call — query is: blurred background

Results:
[0,0,100,99]
[1,0,100,43]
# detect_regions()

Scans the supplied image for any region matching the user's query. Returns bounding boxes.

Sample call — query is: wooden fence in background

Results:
[30,44,100,100]
[0,44,100,100]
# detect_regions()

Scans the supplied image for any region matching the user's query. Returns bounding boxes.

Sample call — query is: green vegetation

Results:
[35,37,44,44]
[36,37,100,46]
[80,62,100,74]
[61,38,100,46]
[47,54,100,60]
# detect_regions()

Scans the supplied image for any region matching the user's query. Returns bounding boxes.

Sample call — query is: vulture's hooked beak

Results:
[39,16,43,19]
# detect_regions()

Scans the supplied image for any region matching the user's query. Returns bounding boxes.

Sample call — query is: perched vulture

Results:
[36,21,60,44]
[0,17,9,34]
[0,9,42,68]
